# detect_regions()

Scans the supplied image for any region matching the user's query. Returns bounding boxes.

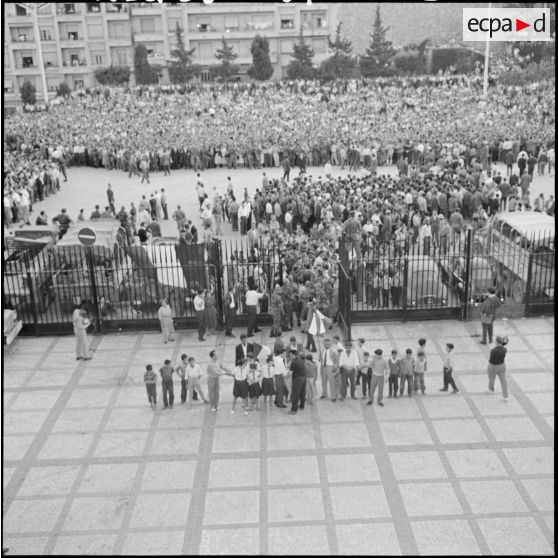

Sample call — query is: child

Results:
[185,356,209,408]
[260,353,276,405]
[358,351,372,399]
[231,358,250,415]
[439,343,459,393]
[144,364,157,409]
[367,349,388,407]
[414,349,427,395]
[387,349,402,398]
[304,354,318,404]
[399,349,414,397]
[247,361,261,411]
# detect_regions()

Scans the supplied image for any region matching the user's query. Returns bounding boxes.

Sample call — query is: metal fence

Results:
[3,226,554,337]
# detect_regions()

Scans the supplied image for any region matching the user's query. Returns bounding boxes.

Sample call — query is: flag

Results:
[308,306,327,336]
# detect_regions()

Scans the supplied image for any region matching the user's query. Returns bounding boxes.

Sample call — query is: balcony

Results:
[14,65,41,75]
[105,5,129,19]
[133,31,164,43]
[107,36,132,46]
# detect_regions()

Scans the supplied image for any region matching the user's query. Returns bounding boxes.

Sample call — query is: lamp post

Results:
[18,2,50,104]
[482,2,492,98]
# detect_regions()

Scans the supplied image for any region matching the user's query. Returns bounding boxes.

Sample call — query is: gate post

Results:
[402,256,409,322]
[213,239,225,329]
[524,251,534,315]
[462,227,473,321]
[26,270,39,336]
[86,246,102,332]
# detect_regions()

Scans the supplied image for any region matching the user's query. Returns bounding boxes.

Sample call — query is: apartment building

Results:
[3,2,337,108]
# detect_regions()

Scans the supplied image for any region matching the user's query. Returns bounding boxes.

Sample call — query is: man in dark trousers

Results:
[107,183,115,214]
[288,349,306,414]
[159,359,175,409]
[282,154,291,182]
[479,287,501,345]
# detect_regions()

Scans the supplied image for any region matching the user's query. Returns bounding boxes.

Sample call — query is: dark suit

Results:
[235,342,261,365]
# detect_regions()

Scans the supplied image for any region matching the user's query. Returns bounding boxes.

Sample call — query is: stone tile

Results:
[521,478,554,512]
[485,417,544,442]
[437,336,483,353]
[330,485,391,519]
[157,405,208,428]
[3,410,51,434]
[389,451,447,480]
[27,367,74,388]
[0,537,49,555]
[52,535,118,555]
[454,354,493,374]
[121,531,185,555]
[538,350,554,368]
[38,432,96,460]
[502,447,554,476]
[445,449,507,478]
[40,351,83,368]
[478,517,553,555]
[95,334,139,351]
[375,398,423,421]
[267,425,317,451]
[460,480,528,514]
[3,498,65,533]
[412,519,481,555]
[432,419,488,444]
[268,487,324,522]
[208,458,260,488]
[78,366,127,387]
[511,372,554,392]
[10,390,62,411]
[199,528,260,555]
[79,463,139,493]
[421,396,473,418]
[522,333,555,352]
[320,423,371,449]
[542,516,554,535]
[65,387,115,408]
[2,369,33,389]
[18,465,81,497]
[458,374,493,394]
[130,493,191,528]
[315,400,365,423]
[543,414,553,429]
[267,456,319,486]
[513,319,554,335]
[268,525,329,555]
[113,385,152,408]
[336,523,401,555]
[504,352,542,370]
[351,324,388,340]
[524,392,554,414]
[63,496,129,531]
[213,427,261,453]
[468,394,525,417]
[52,408,106,432]
[93,431,150,458]
[380,421,434,446]
[325,452,380,483]
[204,490,259,525]
[3,467,16,490]
[142,460,197,491]
[400,483,463,517]
[3,435,35,461]
[265,406,313,425]
[104,407,155,430]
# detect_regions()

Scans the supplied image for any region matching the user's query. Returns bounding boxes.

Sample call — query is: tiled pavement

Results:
[2,318,554,555]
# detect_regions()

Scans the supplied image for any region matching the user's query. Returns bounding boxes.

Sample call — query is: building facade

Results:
[3,2,337,107]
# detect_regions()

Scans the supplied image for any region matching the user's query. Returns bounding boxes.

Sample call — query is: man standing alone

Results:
[72,301,92,361]
[194,289,207,341]
[160,359,175,409]
[288,350,306,414]
[480,287,501,345]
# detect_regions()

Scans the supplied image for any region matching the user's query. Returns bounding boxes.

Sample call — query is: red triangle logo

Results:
[516,18,530,31]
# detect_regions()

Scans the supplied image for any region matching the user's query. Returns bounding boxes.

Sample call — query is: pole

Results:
[483,2,492,98]
[27,4,49,104]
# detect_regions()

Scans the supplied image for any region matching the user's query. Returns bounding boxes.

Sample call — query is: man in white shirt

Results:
[185,356,209,407]
[245,287,263,337]
[338,341,360,401]
[193,289,206,341]
[273,349,288,408]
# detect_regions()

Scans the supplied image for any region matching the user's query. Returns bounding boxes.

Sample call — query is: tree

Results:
[286,28,317,79]
[20,80,36,106]
[94,65,131,86]
[248,35,274,81]
[133,44,158,85]
[319,22,356,80]
[168,22,201,84]
[359,5,396,77]
[56,81,71,98]
[209,37,239,81]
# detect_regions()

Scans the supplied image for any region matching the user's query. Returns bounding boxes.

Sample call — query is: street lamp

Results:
[17,2,50,104]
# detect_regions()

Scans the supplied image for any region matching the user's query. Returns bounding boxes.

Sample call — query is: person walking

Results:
[367,349,388,407]
[193,289,207,341]
[157,298,175,344]
[185,356,209,407]
[160,359,175,410]
[439,343,459,393]
[288,350,307,414]
[487,335,509,401]
[480,287,501,344]
[207,350,232,411]
[72,301,92,361]
[144,364,157,409]
[338,340,359,401]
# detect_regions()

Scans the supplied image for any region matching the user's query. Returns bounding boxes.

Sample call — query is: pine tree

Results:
[133,44,158,85]
[319,22,356,80]
[210,37,239,81]
[286,28,317,79]
[359,5,396,77]
[20,80,36,106]
[168,22,201,84]
[248,35,274,81]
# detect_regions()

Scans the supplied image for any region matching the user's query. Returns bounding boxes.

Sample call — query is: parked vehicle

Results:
[439,255,497,303]
[405,255,449,308]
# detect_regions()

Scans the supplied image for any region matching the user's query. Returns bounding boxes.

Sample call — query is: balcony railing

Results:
[62,58,87,67]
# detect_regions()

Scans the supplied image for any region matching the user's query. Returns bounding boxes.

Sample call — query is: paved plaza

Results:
[2,317,554,555]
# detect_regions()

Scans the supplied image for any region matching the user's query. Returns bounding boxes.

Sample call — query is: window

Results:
[40,28,53,41]
[168,18,182,32]
[94,54,103,65]
[15,5,27,16]
[201,70,211,82]
[140,18,156,33]
[74,79,84,89]
[239,40,251,57]
[281,18,294,29]
[225,16,239,31]
[4,81,14,94]
[115,50,128,65]
[87,3,101,13]
[64,4,75,15]
[71,54,80,65]
[68,32,79,40]
[106,4,125,13]
[108,22,127,39]
[22,56,34,68]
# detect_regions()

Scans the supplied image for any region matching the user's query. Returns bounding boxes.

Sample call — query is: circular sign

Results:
[77,227,96,246]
